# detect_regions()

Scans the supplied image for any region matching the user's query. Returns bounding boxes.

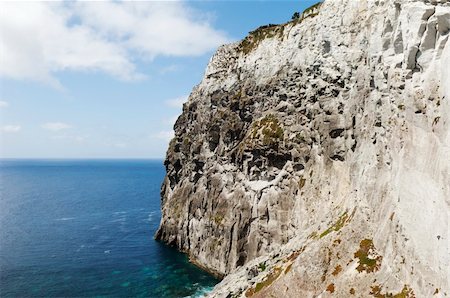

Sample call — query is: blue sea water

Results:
[0,159,218,297]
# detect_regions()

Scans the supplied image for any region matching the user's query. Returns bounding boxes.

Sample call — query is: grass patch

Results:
[238,24,284,54]
[246,267,282,296]
[213,214,224,225]
[354,239,382,273]
[370,285,415,298]
[291,2,322,25]
[238,2,322,54]
[258,262,267,272]
[319,212,349,238]
[247,115,284,148]
[303,2,322,15]
[308,231,318,239]
[295,132,306,143]
[254,267,281,293]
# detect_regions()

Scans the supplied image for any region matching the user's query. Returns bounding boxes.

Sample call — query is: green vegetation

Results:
[354,239,383,273]
[231,89,243,102]
[182,136,191,152]
[245,267,283,296]
[238,2,323,54]
[319,212,349,238]
[303,2,322,16]
[246,114,284,148]
[308,231,318,239]
[255,115,284,145]
[291,2,323,25]
[370,285,415,298]
[213,214,224,225]
[295,132,306,143]
[211,238,222,249]
[258,262,267,272]
[238,24,284,54]
[253,267,282,295]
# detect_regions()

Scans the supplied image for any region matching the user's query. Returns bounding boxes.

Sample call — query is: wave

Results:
[184,285,214,298]
[145,211,158,223]
[55,217,76,221]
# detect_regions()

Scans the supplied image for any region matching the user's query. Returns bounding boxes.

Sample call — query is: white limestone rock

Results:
[156,0,450,296]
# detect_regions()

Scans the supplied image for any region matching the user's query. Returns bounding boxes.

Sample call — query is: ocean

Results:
[0,159,218,297]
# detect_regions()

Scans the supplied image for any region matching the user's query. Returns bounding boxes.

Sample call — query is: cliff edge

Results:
[156,0,450,296]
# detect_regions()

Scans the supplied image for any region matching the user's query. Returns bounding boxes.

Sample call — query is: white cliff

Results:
[156,0,450,296]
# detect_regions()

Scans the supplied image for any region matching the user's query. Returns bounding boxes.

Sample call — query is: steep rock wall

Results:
[156,0,450,296]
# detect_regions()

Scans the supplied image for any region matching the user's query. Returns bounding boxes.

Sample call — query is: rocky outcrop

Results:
[156,0,450,296]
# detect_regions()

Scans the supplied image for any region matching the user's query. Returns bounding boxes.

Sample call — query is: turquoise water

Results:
[0,159,218,297]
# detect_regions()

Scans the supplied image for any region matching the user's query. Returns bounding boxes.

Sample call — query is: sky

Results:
[0,1,318,159]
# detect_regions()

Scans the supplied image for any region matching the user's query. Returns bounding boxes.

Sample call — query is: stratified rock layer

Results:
[156,0,450,296]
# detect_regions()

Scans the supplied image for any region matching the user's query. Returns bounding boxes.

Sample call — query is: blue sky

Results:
[0,1,317,159]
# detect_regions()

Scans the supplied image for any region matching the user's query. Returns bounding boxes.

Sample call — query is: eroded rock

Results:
[156,0,450,296]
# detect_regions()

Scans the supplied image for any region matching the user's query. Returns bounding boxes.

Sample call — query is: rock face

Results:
[156,0,450,296]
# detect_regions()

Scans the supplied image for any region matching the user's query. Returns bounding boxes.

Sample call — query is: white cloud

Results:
[165,95,188,109]
[0,2,230,86]
[0,101,9,108]
[42,122,72,131]
[1,125,21,133]
[155,130,175,142]
[51,134,85,142]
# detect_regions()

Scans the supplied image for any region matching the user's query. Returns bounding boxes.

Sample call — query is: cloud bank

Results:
[0,1,229,86]
[42,122,72,131]
[1,125,21,133]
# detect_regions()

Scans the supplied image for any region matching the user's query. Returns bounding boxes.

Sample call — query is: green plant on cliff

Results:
[238,2,322,54]
[291,1,323,25]
[258,262,267,272]
[249,114,284,147]
[319,212,349,238]
[370,284,415,298]
[303,2,322,15]
[238,24,284,54]
[354,239,383,273]
[213,214,224,225]
[245,267,282,296]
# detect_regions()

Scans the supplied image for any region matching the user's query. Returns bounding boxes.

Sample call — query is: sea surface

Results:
[0,159,218,297]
